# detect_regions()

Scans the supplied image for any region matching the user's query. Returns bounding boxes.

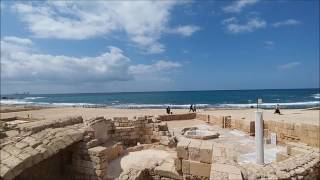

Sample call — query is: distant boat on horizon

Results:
[13,92,30,95]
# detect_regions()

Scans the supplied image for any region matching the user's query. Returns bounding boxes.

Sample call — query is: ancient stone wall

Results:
[175,139,214,179]
[0,117,85,180]
[158,113,196,121]
[240,142,320,180]
[14,148,73,180]
[264,120,320,147]
[198,113,319,147]
[111,117,153,145]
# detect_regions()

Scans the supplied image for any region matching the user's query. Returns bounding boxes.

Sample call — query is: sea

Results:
[1,89,319,109]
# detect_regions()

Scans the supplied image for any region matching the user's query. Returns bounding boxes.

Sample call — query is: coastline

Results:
[1,105,319,125]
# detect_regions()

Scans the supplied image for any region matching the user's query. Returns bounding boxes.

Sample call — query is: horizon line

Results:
[1,87,319,96]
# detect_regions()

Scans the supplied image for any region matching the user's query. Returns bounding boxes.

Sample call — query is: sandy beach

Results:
[1,106,319,125]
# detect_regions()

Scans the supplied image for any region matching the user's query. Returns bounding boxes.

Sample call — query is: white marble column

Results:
[255,110,264,165]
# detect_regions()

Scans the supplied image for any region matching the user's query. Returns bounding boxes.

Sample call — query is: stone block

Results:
[276,152,289,162]
[189,160,211,178]
[15,142,29,149]
[22,136,41,148]
[0,150,10,160]
[182,160,190,174]
[1,155,22,169]
[154,162,182,180]
[177,139,191,159]
[188,140,201,161]
[211,163,242,177]
[88,146,108,157]
[199,141,213,163]
[174,158,182,172]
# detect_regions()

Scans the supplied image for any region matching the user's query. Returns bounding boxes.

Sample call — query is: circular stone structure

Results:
[182,127,220,140]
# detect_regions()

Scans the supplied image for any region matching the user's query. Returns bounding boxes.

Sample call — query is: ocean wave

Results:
[113,104,210,109]
[1,99,319,109]
[0,99,33,105]
[24,97,44,100]
[220,101,320,108]
[49,102,99,107]
[312,93,320,99]
[0,100,99,107]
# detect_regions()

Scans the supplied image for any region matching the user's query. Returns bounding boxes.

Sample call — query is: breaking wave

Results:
[312,93,320,99]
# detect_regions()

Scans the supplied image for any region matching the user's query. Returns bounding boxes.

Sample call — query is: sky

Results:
[1,0,319,94]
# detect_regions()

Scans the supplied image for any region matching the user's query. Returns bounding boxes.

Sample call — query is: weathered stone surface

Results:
[88,146,108,157]
[177,139,191,159]
[182,160,190,174]
[0,150,11,160]
[189,160,211,178]
[15,142,29,149]
[188,140,202,161]
[199,141,213,164]
[154,162,183,180]
[174,158,182,172]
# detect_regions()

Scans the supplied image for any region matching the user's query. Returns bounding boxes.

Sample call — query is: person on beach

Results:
[166,106,171,114]
[189,104,193,112]
[193,104,197,112]
[274,104,281,114]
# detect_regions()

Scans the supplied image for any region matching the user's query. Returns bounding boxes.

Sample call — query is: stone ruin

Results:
[0,113,319,180]
[181,127,220,140]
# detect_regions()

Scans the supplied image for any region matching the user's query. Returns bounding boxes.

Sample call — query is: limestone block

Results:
[0,150,10,161]
[22,136,41,148]
[288,147,312,156]
[174,158,182,172]
[0,164,11,178]
[16,152,33,170]
[188,140,201,161]
[154,162,183,180]
[86,118,110,143]
[189,160,211,178]
[228,173,243,180]
[276,152,289,162]
[199,141,213,163]
[182,160,190,174]
[211,163,242,178]
[88,146,108,157]
[15,142,29,149]
[177,139,191,159]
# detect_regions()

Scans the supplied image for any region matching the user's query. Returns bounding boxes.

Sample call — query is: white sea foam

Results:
[0,100,98,107]
[0,99,33,105]
[24,97,44,100]
[312,93,320,99]
[113,104,210,109]
[220,101,320,108]
[1,99,318,109]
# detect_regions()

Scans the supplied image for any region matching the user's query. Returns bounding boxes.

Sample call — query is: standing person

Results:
[166,106,171,114]
[189,104,193,112]
[193,104,197,112]
[274,104,281,114]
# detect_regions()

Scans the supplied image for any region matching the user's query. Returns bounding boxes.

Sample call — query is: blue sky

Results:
[1,0,319,94]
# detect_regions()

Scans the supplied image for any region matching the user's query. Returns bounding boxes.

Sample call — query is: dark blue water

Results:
[1,89,319,109]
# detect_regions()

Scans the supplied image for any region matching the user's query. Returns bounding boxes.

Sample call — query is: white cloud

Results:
[223,0,259,13]
[129,60,182,77]
[3,36,33,45]
[272,19,301,27]
[11,1,198,54]
[167,25,201,37]
[278,62,301,70]
[222,17,266,33]
[1,36,182,85]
